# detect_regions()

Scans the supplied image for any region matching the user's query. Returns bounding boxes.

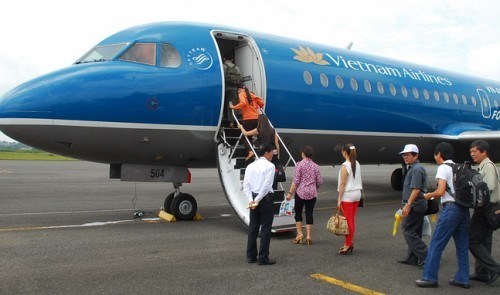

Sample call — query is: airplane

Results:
[1,22,499,230]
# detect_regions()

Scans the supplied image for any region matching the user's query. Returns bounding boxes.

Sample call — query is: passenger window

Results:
[453,93,459,104]
[433,90,440,102]
[471,96,477,106]
[462,95,468,105]
[412,87,419,99]
[364,80,372,93]
[160,44,181,68]
[377,82,384,94]
[350,77,358,91]
[482,97,489,108]
[335,75,344,89]
[443,92,450,103]
[423,89,429,100]
[320,73,329,87]
[389,83,397,96]
[118,43,156,65]
[401,85,408,97]
[303,71,312,85]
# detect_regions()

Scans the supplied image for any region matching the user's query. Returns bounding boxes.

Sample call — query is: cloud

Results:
[468,43,500,80]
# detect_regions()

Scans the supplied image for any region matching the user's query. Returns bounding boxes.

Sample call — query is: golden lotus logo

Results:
[291,46,330,65]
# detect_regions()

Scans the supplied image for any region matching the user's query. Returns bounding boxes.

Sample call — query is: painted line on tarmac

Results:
[311,273,385,295]
[0,218,162,232]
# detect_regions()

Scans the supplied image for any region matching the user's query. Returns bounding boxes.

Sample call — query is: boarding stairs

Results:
[216,111,297,233]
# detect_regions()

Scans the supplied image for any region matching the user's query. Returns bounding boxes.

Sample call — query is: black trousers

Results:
[242,119,258,153]
[469,208,500,276]
[402,207,428,263]
[294,195,316,224]
[247,194,274,262]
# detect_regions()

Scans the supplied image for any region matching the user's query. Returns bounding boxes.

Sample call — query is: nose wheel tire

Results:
[170,193,197,220]
[163,192,175,214]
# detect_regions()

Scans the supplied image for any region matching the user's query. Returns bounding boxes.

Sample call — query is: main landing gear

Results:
[163,183,197,220]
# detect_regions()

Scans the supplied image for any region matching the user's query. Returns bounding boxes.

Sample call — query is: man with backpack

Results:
[223,54,242,126]
[469,140,500,285]
[416,142,470,289]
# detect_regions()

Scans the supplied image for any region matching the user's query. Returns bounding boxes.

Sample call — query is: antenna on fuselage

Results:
[346,42,353,50]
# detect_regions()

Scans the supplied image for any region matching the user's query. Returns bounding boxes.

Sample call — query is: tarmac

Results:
[0,160,498,294]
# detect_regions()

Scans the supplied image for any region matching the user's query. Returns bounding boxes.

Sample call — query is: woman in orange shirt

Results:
[229,85,265,159]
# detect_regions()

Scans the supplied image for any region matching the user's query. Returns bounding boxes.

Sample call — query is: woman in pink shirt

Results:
[286,146,323,245]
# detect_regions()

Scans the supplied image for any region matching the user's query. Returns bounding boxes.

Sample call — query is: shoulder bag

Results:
[326,206,349,236]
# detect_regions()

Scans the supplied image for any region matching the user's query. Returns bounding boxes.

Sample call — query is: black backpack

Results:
[446,162,490,208]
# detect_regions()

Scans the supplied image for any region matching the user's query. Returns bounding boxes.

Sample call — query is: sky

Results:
[0,0,499,142]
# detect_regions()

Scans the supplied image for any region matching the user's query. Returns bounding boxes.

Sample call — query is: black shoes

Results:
[258,259,276,265]
[398,259,417,266]
[415,279,438,288]
[470,272,499,285]
[247,258,257,263]
[449,279,470,289]
[470,273,490,282]
[487,272,500,285]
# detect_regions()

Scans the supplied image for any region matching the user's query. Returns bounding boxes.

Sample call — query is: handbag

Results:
[274,163,286,183]
[425,198,439,215]
[484,202,500,231]
[326,206,349,236]
[358,190,365,207]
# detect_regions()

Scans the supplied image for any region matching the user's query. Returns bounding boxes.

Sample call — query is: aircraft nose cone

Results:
[0,78,52,142]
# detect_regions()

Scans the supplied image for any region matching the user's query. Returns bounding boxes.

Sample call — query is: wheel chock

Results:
[193,213,203,220]
[158,210,176,222]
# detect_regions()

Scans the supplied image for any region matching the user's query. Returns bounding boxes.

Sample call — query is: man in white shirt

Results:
[416,142,470,289]
[243,143,276,265]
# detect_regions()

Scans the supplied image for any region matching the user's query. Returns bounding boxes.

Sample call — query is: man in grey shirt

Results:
[398,144,428,268]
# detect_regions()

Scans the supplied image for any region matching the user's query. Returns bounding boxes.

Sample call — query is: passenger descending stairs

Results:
[216,112,297,233]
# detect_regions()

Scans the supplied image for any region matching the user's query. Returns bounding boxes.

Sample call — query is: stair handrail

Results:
[228,109,257,163]
[260,110,297,168]
[228,109,297,173]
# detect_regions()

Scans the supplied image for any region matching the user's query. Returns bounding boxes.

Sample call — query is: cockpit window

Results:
[76,43,127,64]
[160,43,181,68]
[117,43,156,66]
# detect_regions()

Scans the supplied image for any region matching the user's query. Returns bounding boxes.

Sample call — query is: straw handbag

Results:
[326,206,349,236]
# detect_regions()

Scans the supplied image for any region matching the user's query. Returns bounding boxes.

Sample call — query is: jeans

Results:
[422,202,470,283]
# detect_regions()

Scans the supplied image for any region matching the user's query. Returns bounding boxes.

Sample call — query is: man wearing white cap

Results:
[398,144,428,269]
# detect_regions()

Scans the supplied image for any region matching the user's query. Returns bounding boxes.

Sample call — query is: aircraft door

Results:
[477,89,492,118]
[235,42,266,99]
[213,32,266,126]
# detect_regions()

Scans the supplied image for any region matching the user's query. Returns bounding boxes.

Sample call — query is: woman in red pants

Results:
[337,143,363,254]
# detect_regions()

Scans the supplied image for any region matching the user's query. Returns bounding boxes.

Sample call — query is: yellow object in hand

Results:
[393,209,403,236]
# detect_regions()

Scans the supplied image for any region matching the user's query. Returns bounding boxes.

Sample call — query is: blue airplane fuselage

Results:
[1,22,499,166]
